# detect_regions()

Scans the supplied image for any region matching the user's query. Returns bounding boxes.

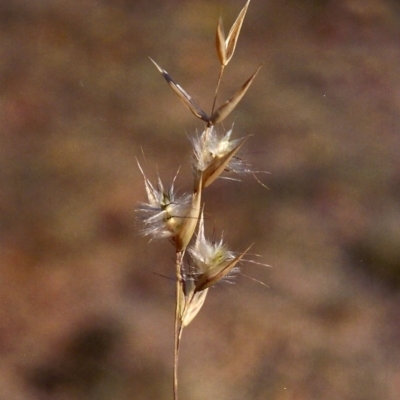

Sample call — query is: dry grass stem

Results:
[137,2,264,399]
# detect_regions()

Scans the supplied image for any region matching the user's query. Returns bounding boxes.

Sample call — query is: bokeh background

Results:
[1,0,400,399]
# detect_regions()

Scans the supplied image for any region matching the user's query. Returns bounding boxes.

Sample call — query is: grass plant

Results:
[137,1,264,398]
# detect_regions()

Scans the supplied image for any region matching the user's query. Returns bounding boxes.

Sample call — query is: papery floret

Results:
[188,212,236,275]
[191,126,248,188]
[191,126,243,172]
[137,161,192,239]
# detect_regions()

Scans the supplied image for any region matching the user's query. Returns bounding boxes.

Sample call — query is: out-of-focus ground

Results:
[1,0,400,399]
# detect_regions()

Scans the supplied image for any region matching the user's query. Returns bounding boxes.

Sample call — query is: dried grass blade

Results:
[210,64,261,125]
[149,57,210,122]
[215,16,227,66]
[225,0,251,65]
[195,245,253,292]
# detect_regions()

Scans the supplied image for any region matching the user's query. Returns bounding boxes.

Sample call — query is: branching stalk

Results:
[138,2,263,399]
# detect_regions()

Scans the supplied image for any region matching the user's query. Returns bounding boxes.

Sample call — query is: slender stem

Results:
[174,250,184,400]
[210,64,225,116]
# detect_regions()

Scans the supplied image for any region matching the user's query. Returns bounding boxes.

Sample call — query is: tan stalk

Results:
[173,250,185,400]
[210,65,225,119]
[201,125,214,151]
[172,177,203,399]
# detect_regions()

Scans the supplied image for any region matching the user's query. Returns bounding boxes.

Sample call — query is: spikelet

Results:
[216,0,251,66]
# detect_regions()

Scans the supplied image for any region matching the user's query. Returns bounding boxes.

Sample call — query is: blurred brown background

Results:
[1,0,400,399]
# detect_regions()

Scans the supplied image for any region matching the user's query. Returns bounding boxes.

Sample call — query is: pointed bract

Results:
[225,0,251,65]
[180,276,209,327]
[215,0,251,66]
[149,58,210,122]
[173,173,203,251]
[210,64,261,125]
[215,17,227,65]
[202,136,247,188]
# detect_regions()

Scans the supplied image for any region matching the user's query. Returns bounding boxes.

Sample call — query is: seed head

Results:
[187,211,250,292]
[136,161,192,240]
[189,212,235,272]
[191,126,247,188]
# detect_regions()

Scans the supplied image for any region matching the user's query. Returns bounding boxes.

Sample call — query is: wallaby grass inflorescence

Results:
[137,1,266,398]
